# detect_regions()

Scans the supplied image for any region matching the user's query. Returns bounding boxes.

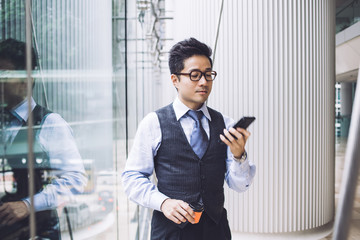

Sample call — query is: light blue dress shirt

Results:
[1,98,87,212]
[122,97,256,212]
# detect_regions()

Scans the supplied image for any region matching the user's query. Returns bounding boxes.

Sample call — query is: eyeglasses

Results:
[175,70,217,81]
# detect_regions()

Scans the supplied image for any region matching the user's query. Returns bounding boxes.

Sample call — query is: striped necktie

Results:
[187,110,209,158]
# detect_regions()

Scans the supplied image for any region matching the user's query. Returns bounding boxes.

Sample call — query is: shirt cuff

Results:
[22,199,31,211]
[149,191,169,212]
[233,151,247,163]
[231,158,251,175]
[23,193,52,212]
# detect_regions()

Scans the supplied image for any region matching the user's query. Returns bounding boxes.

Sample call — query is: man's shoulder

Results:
[206,106,222,115]
[137,104,173,129]
[154,103,173,115]
[138,111,160,130]
[206,106,234,127]
[206,106,225,120]
[33,104,53,125]
[32,104,69,127]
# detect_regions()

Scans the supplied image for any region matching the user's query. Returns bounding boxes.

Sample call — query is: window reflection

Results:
[0,0,146,239]
[0,38,87,239]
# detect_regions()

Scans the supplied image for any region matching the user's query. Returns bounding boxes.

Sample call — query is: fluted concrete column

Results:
[169,0,335,237]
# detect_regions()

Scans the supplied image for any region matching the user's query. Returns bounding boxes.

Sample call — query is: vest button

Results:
[201,189,205,194]
[201,175,205,179]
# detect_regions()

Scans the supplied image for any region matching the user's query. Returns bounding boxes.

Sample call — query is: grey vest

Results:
[155,104,227,223]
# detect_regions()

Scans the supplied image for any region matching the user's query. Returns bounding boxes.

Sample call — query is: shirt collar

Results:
[173,96,211,121]
[11,97,36,122]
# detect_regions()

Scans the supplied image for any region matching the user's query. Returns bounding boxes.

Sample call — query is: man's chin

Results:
[197,95,209,102]
[194,97,209,106]
[4,96,25,108]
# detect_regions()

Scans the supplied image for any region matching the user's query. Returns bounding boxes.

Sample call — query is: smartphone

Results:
[232,116,256,130]
[220,116,256,144]
[228,116,256,140]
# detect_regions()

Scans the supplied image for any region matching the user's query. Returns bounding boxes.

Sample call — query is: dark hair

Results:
[0,38,38,70]
[168,37,213,74]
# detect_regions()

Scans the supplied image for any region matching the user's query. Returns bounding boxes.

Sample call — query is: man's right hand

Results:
[160,198,195,224]
[0,201,30,225]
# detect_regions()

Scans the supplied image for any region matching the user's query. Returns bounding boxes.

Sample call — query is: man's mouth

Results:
[196,90,208,94]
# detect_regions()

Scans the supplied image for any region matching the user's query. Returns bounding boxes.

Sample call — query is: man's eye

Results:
[191,72,201,78]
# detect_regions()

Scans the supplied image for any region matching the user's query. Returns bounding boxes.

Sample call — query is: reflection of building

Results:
[1,1,114,170]
[83,159,96,194]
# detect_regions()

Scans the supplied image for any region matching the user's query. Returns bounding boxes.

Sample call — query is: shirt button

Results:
[201,175,206,179]
[201,189,205,194]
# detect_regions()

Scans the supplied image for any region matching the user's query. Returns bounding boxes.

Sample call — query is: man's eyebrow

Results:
[187,67,212,71]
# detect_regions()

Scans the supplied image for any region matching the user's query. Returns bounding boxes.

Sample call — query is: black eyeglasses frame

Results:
[174,70,217,81]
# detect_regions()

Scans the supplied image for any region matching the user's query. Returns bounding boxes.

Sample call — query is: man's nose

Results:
[198,75,208,85]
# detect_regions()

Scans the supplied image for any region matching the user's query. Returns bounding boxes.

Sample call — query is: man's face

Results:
[172,55,213,110]
[0,58,28,108]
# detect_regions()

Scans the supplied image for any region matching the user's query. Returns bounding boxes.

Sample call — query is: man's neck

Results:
[6,97,26,110]
[177,99,205,110]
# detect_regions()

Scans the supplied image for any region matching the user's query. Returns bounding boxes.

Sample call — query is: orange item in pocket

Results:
[193,211,203,224]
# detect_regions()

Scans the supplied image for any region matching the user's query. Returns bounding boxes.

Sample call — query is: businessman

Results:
[122,37,256,240]
[0,38,87,239]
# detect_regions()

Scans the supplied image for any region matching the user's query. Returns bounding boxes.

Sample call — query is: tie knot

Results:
[187,110,203,123]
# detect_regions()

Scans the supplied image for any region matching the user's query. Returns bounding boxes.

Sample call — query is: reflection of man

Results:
[122,38,256,240]
[0,38,87,239]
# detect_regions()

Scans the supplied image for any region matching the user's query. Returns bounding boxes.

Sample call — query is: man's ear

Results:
[171,74,179,90]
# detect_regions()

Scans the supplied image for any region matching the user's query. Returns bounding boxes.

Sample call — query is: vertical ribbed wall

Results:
[1,0,114,167]
[171,0,335,234]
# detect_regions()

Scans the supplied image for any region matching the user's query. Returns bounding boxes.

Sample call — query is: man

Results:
[122,38,256,240]
[0,38,87,239]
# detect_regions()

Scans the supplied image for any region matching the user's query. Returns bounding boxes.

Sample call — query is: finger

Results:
[219,134,231,145]
[165,210,182,224]
[223,129,237,143]
[168,202,187,223]
[228,128,245,141]
[177,212,188,223]
[172,211,186,223]
[179,202,195,218]
[0,203,8,213]
[6,216,17,226]
[178,205,195,223]
[179,201,195,222]
[1,214,11,225]
[236,128,251,139]
[0,207,9,220]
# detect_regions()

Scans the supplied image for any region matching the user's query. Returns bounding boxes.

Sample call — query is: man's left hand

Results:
[220,127,251,158]
[0,201,30,225]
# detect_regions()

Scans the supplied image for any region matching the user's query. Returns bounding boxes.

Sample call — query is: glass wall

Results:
[0,0,163,239]
[336,0,360,33]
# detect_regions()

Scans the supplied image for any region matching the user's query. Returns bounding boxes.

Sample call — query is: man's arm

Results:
[121,112,169,211]
[221,116,256,192]
[24,113,87,211]
[122,112,196,224]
